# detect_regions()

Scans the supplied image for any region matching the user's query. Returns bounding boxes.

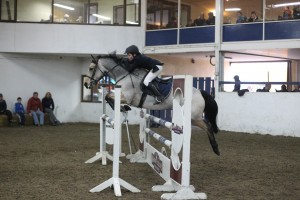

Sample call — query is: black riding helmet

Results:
[124,45,141,55]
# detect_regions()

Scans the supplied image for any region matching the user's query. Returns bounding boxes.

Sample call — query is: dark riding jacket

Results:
[127,54,163,73]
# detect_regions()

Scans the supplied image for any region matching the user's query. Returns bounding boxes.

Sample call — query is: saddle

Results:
[138,76,173,108]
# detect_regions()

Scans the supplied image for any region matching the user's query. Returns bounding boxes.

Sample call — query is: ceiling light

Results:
[92,14,111,20]
[53,3,75,11]
[273,2,300,8]
[225,8,241,12]
[126,21,138,24]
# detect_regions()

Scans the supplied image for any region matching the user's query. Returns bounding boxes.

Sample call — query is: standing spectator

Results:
[257,83,271,92]
[166,16,177,28]
[248,11,259,22]
[206,12,215,25]
[293,5,300,19]
[0,93,13,125]
[27,92,44,126]
[276,84,288,92]
[194,12,206,26]
[233,75,241,91]
[236,11,247,23]
[292,85,300,92]
[15,97,25,127]
[283,6,292,20]
[42,92,61,126]
[186,19,195,27]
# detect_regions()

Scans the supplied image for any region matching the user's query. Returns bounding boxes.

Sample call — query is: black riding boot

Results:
[147,82,164,104]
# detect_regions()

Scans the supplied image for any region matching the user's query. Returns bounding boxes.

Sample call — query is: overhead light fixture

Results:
[126,21,138,24]
[53,3,75,11]
[92,14,111,20]
[273,2,300,8]
[225,8,241,12]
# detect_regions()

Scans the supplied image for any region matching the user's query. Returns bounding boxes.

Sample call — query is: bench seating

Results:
[0,113,50,126]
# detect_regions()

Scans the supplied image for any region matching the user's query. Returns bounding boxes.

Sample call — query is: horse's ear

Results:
[91,55,97,64]
[108,51,117,56]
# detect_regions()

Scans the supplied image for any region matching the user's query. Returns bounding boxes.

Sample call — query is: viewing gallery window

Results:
[0,0,140,26]
[1,0,15,21]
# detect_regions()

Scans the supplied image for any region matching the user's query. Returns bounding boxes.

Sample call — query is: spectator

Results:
[283,6,292,20]
[233,75,241,91]
[248,11,259,22]
[15,97,25,127]
[257,83,271,92]
[166,16,177,28]
[276,84,288,92]
[206,12,215,25]
[27,92,44,126]
[293,5,300,19]
[186,19,195,27]
[292,85,300,92]
[194,12,206,26]
[42,92,61,126]
[236,11,247,23]
[0,93,13,125]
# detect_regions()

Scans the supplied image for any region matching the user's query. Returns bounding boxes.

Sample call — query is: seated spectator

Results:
[248,11,259,22]
[194,12,206,26]
[283,6,292,20]
[233,75,241,91]
[293,5,300,19]
[186,19,195,27]
[27,92,44,126]
[257,83,271,92]
[76,16,83,23]
[42,92,61,126]
[63,14,70,23]
[166,16,177,28]
[276,84,288,92]
[236,11,247,23]
[206,12,215,25]
[15,97,25,127]
[0,93,13,125]
[292,85,300,92]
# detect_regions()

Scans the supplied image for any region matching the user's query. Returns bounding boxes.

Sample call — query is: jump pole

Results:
[85,85,126,165]
[89,85,140,196]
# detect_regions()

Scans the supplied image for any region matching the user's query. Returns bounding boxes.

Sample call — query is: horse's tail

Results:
[201,90,219,133]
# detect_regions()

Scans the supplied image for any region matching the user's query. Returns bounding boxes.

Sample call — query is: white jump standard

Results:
[89,86,140,196]
[133,75,207,200]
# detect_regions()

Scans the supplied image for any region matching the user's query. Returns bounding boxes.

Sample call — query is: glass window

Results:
[89,0,123,25]
[1,0,15,21]
[126,0,140,25]
[223,0,262,24]
[266,0,300,21]
[181,0,215,27]
[53,0,88,23]
[147,0,178,30]
[17,0,52,22]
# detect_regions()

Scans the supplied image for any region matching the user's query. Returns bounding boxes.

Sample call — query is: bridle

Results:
[85,55,131,88]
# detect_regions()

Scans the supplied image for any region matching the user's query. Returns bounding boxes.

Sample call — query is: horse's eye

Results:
[89,68,93,71]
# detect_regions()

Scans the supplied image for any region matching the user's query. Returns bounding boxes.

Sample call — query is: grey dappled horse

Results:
[84,53,220,155]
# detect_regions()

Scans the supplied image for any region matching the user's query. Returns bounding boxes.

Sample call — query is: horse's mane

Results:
[96,51,124,64]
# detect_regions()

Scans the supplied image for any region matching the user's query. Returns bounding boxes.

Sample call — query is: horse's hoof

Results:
[214,148,220,156]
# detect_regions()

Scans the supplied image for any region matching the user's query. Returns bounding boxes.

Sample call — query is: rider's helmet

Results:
[124,45,140,55]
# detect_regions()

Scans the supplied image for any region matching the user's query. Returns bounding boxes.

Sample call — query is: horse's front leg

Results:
[192,119,220,156]
[105,92,129,111]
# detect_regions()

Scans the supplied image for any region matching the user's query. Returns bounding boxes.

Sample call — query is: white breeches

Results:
[143,65,163,86]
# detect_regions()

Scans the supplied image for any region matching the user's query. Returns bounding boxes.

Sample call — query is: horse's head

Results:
[84,51,125,89]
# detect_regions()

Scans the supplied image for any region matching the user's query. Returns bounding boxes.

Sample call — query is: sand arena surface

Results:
[0,123,299,200]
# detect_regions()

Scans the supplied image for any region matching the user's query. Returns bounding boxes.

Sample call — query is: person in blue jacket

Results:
[15,97,25,126]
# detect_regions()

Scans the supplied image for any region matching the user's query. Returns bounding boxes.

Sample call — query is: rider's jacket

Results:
[126,54,163,73]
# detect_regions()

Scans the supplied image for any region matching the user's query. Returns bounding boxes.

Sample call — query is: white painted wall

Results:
[0,23,144,54]
[0,54,143,124]
[217,92,300,137]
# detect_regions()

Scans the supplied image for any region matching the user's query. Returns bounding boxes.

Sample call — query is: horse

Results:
[84,52,220,156]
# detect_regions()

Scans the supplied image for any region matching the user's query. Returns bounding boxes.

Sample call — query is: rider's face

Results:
[127,53,134,61]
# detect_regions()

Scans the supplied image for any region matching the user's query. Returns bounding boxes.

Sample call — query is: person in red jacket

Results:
[27,92,44,126]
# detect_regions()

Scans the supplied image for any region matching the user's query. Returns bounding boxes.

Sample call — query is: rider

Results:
[124,45,164,103]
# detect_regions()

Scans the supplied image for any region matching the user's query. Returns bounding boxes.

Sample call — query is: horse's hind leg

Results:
[192,119,220,156]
